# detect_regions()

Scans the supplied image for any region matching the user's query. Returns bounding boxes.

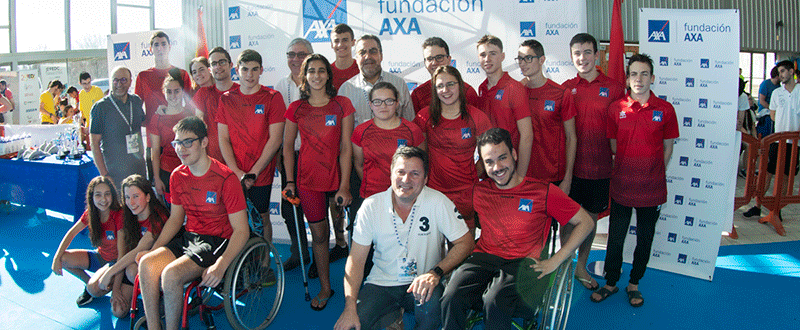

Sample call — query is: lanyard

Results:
[109,95,134,133]
[391,203,417,252]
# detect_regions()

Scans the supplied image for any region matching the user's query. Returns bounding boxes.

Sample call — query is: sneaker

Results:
[308,261,318,279]
[329,244,349,263]
[743,206,761,217]
[76,289,93,306]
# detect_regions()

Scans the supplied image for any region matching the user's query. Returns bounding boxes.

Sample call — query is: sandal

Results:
[310,289,335,311]
[575,275,599,290]
[590,286,618,303]
[626,288,644,307]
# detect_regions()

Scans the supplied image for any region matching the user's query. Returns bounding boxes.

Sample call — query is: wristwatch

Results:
[432,266,444,278]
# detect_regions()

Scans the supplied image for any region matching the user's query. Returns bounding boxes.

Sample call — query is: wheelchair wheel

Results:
[223,237,284,330]
[131,316,165,330]
[538,255,575,330]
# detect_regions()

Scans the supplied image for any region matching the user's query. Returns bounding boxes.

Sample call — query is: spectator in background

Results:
[189,56,213,93]
[58,105,77,124]
[275,38,313,111]
[66,86,79,109]
[192,47,238,163]
[40,80,64,124]
[756,66,780,138]
[0,79,13,123]
[411,37,479,113]
[330,23,359,91]
[79,72,105,127]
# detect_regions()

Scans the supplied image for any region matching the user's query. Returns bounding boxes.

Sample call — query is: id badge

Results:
[126,133,141,154]
[397,256,417,282]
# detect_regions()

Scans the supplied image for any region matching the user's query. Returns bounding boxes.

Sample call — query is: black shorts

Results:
[249,185,272,214]
[159,169,172,193]
[767,143,800,176]
[165,231,229,268]
[568,176,610,214]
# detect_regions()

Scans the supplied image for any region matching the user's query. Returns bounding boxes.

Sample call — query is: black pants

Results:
[604,199,661,286]
[280,151,309,261]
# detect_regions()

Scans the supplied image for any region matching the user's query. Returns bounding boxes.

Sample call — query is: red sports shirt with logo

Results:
[80,208,124,262]
[477,72,531,151]
[331,61,360,91]
[134,67,192,128]
[411,80,479,115]
[193,83,239,162]
[352,118,424,198]
[526,79,576,182]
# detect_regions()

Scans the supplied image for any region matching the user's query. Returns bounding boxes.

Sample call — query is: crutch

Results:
[283,189,311,301]
[337,196,352,248]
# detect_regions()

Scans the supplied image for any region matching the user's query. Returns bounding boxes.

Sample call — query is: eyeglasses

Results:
[171,137,200,148]
[287,52,310,59]
[425,54,448,63]
[357,48,381,56]
[436,81,459,91]
[370,98,397,106]
[211,59,230,67]
[112,78,129,84]
[515,55,541,63]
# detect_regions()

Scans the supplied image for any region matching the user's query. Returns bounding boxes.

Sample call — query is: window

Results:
[70,0,111,50]
[16,0,65,52]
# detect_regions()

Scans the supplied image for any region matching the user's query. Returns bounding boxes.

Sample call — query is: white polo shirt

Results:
[353,186,468,287]
[338,70,415,126]
[771,84,800,134]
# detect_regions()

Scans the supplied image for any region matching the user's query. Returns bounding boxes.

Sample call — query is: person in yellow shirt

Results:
[40,80,64,124]
[79,72,105,126]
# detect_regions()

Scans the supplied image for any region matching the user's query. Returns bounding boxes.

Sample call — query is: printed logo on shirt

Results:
[520,21,535,37]
[684,216,694,226]
[647,20,670,43]
[698,98,708,108]
[571,88,577,95]
[674,195,684,205]
[652,111,663,122]
[695,138,704,149]
[619,110,626,119]
[269,202,280,215]
[700,59,710,68]
[254,104,265,114]
[397,139,408,147]
[691,178,701,188]
[461,128,472,139]
[628,226,637,235]
[229,6,240,20]
[106,230,115,240]
[141,227,148,236]
[659,57,668,66]
[206,191,218,204]
[544,100,555,112]
[230,35,242,49]
[598,87,609,97]
[518,199,533,213]
[685,78,694,87]
[667,232,677,242]
[679,156,689,166]
[325,115,337,126]
[495,89,504,100]
[677,253,687,264]
[683,117,692,127]
[113,42,131,61]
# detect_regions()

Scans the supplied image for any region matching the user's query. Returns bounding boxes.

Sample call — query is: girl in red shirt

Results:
[283,54,354,311]
[51,176,124,307]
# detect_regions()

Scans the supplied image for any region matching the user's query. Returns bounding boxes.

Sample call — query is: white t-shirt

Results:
[738,93,750,111]
[338,70,415,126]
[353,186,468,287]
[771,85,800,134]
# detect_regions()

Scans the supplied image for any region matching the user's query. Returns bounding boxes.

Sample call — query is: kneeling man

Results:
[335,146,474,330]
[441,128,594,329]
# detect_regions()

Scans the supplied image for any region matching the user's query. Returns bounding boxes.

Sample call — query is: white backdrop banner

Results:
[106,28,188,94]
[18,70,41,125]
[631,8,739,281]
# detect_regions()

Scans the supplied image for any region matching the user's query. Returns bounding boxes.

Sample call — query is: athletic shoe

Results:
[743,206,761,217]
[76,289,93,306]
[329,245,349,263]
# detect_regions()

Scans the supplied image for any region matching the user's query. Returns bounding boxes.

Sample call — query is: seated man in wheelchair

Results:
[137,116,251,330]
[334,147,474,330]
[441,128,594,329]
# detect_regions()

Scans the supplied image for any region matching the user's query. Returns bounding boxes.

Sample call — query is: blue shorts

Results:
[86,250,112,272]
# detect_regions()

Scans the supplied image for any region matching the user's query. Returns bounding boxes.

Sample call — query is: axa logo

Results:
[598,87,609,97]
[397,139,408,147]
[679,156,689,166]
[230,68,240,81]
[674,195,684,205]
[699,98,708,108]
[461,127,472,139]
[520,21,535,37]
[229,35,241,49]
[629,226,637,235]
[691,178,701,188]
[684,216,694,226]
[269,202,280,215]
[652,110,663,122]
[683,117,692,127]
[544,100,555,112]
[105,230,115,240]
[700,59,709,68]
[520,0,535,2]
[206,191,217,204]
[254,104,264,114]
[685,78,694,87]
[658,95,667,101]
[667,232,677,242]
[695,138,704,149]
[659,57,668,66]
[518,199,533,212]
[303,0,347,42]
[495,89,504,100]
[677,253,687,264]
[648,20,670,42]
[325,115,337,126]
[114,42,131,61]
[229,6,240,20]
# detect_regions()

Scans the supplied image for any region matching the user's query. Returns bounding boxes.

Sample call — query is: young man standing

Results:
[561,33,626,291]
[192,47,239,163]
[138,116,250,330]
[217,49,286,242]
[754,66,780,138]
[78,72,105,127]
[134,31,192,126]
[475,35,532,176]
[591,54,679,307]
[330,24,359,91]
[411,37,479,112]
[39,80,64,124]
[518,39,577,194]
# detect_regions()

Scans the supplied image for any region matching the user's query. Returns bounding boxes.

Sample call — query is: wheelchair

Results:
[465,219,575,330]
[129,180,285,330]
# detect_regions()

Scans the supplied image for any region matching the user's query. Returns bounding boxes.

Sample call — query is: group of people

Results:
[50,24,687,330]
[36,72,105,127]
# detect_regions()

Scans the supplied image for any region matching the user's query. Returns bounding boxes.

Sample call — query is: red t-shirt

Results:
[193,83,239,162]
[527,80,576,182]
[285,96,356,192]
[351,118,424,198]
[561,72,625,180]
[147,108,194,172]
[137,207,168,237]
[134,67,192,128]
[474,178,579,260]
[331,61,360,91]
[607,92,680,207]
[169,158,246,238]
[477,72,531,151]
[414,105,491,192]
[217,86,286,187]
[80,208,124,262]
[411,80,479,115]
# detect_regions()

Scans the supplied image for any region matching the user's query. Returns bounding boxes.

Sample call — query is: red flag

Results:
[195,7,209,59]
[608,0,626,84]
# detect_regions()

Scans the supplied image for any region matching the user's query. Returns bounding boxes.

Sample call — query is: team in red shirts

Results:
[192,47,239,163]
[411,37,479,113]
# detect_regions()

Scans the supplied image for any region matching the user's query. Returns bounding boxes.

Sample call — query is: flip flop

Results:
[590,286,619,303]
[575,275,599,291]
[310,289,335,311]
[626,288,644,307]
